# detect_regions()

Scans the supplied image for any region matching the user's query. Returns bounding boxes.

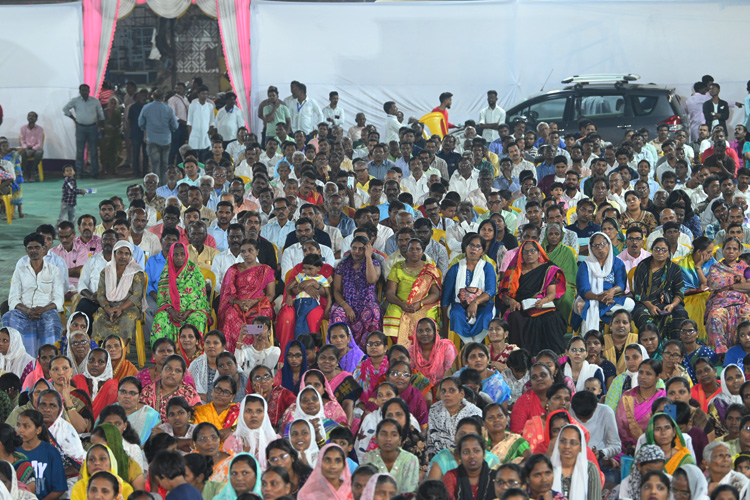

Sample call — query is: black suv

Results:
[505,74,687,143]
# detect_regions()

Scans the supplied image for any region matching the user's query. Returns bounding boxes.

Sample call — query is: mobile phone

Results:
[241,324,265,336]
[347,176,355,189]
[663,404,677,421]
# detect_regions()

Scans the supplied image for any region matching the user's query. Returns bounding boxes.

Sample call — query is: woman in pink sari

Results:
[218,238,276,352]
[298,443,352,500]
[615,358,665,453]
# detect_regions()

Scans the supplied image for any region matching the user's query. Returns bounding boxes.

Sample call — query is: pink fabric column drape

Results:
[216,0,252,130]
[82,0,121,97]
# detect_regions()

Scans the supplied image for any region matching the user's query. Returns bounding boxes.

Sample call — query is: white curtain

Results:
[217,0,251,129]
[118,0,216,19]
[95,0,120,97]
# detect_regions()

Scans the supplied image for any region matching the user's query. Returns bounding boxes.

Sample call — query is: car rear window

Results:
[632,94,673,117]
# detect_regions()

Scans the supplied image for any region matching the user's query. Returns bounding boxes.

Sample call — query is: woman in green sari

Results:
[151,242,210,346]
[601,217,626,256]
[484,403,530,463]
[644,412,694,475]
[543,222,577,325]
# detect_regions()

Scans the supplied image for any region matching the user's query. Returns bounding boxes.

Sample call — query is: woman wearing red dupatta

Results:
[152,243,210,346]
[499,240,567,354]
[218,239,276,352]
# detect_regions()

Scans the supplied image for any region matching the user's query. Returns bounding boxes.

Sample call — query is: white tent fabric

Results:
[91,0,120,98]
[0,3,83,159]
[118,0,216,19]
[249,0,750,137]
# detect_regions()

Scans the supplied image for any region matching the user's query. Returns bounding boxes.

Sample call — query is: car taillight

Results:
[659,115,683,131]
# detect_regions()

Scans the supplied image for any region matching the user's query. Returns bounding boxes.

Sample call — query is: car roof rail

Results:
[561,74,641,88]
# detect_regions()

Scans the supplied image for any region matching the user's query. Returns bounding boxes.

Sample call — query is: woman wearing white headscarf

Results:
[64,313,94,376]
[71,348,118,420]
[221,394,278,469]
[282,386,340,446]
[574,232,634,333]
[0,459,33,500]
[289,418,320,468]
[673,464,709,500]
[708,363,744,424]
[91,240,146,345]
[0,327,34,378]
[550,424,601,500]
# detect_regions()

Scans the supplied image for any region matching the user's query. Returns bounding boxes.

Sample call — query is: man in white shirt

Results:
[260,197,296,250]
[478,90,506,143]
[507,142,536,180]
[259,138,282,177]
[75,230,117,321]
[281,218,335,279]
[348,113,366,142]
[290,83,324,136]
[211,224,245,295]
[186,85,216,152]
[449,157,479,199]
[401,157,430,201]
[570,391,621,463]
[384,101,402,144]
[215,92,245,145]
[2,233,64,353]
[322,91,345,129]
[129,208,161,258]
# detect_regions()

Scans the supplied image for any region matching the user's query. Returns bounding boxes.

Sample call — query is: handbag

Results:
[458,287,482,308]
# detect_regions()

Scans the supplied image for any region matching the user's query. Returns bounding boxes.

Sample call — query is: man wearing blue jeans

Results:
[62,84,104,178]
[139,88,178,180]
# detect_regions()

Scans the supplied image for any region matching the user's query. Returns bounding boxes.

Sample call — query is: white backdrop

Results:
[250,0,750,138]
[0,3,83,159]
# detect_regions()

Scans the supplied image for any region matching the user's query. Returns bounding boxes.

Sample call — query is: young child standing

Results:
[59,163,86,224]
[286,254,331,338]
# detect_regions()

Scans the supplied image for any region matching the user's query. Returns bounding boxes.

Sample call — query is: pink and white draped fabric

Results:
[82,0,120,97]
[117,0,217,19]
[217,0,252,130]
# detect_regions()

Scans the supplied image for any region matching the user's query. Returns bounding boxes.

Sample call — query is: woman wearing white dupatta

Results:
[563,336,604,393]
[283,386,340,446]
[289,418,320,468]
[91,240,146,345]
[221,394,277,468]
[0,327,34,378]
[551,424,601,500]
[707,363,744,424]
[574,232,634,333]
[441,233,497,343]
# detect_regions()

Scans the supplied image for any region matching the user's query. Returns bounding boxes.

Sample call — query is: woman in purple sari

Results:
[327,322,365,373]
[329,236,382,348]
[615,358,665,453]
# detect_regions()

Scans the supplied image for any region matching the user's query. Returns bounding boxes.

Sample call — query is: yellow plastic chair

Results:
[134,272,149,367]
[1,195,11,224]
[508,206,522,214]
[418,112,447,139]
[627,267,636,292]
[474,206,488,215]
[200,268,218,330]
[566,206,577,225]
[238,175,251,185]
[37,160,44,182]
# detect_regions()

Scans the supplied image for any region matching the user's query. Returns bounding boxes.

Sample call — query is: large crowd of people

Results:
[2,73,750,500]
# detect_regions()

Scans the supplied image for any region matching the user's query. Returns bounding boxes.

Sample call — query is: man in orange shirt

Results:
[431,92,456,136]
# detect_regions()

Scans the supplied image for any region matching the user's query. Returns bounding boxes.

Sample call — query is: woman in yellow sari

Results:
[193,375,240,443]
[383,238,442,347]
[676,237,715,343]
[643,412,694,474]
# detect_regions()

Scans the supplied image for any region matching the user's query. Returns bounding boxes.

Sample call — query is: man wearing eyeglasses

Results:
[617,226,650,292]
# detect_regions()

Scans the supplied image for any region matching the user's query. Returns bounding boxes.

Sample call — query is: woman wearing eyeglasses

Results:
[563,336,605,393]
[632,237,689,340]
[510,363,553,434]
[499,239,566,354]
[705,237,750,355]
[245,365,295,430]
[193,375,240,444]
[441,232,497,343]
[573,232,633,335]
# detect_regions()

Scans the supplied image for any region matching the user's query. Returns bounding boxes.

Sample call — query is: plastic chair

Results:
[1,195,11,224]
[566,206,577,225]
[134,273,149,367]
[418,112,448,139]
[627,267,636,293]
[237,175,251,185]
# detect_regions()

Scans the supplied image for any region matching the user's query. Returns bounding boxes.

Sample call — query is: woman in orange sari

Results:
[383,238,442,347]
[103,335,138,381]
[193,375,240,443]
[218,238,276,352]
[499,239,567,354]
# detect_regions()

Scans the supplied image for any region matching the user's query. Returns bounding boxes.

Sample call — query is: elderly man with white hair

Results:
[704,441,749,499]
